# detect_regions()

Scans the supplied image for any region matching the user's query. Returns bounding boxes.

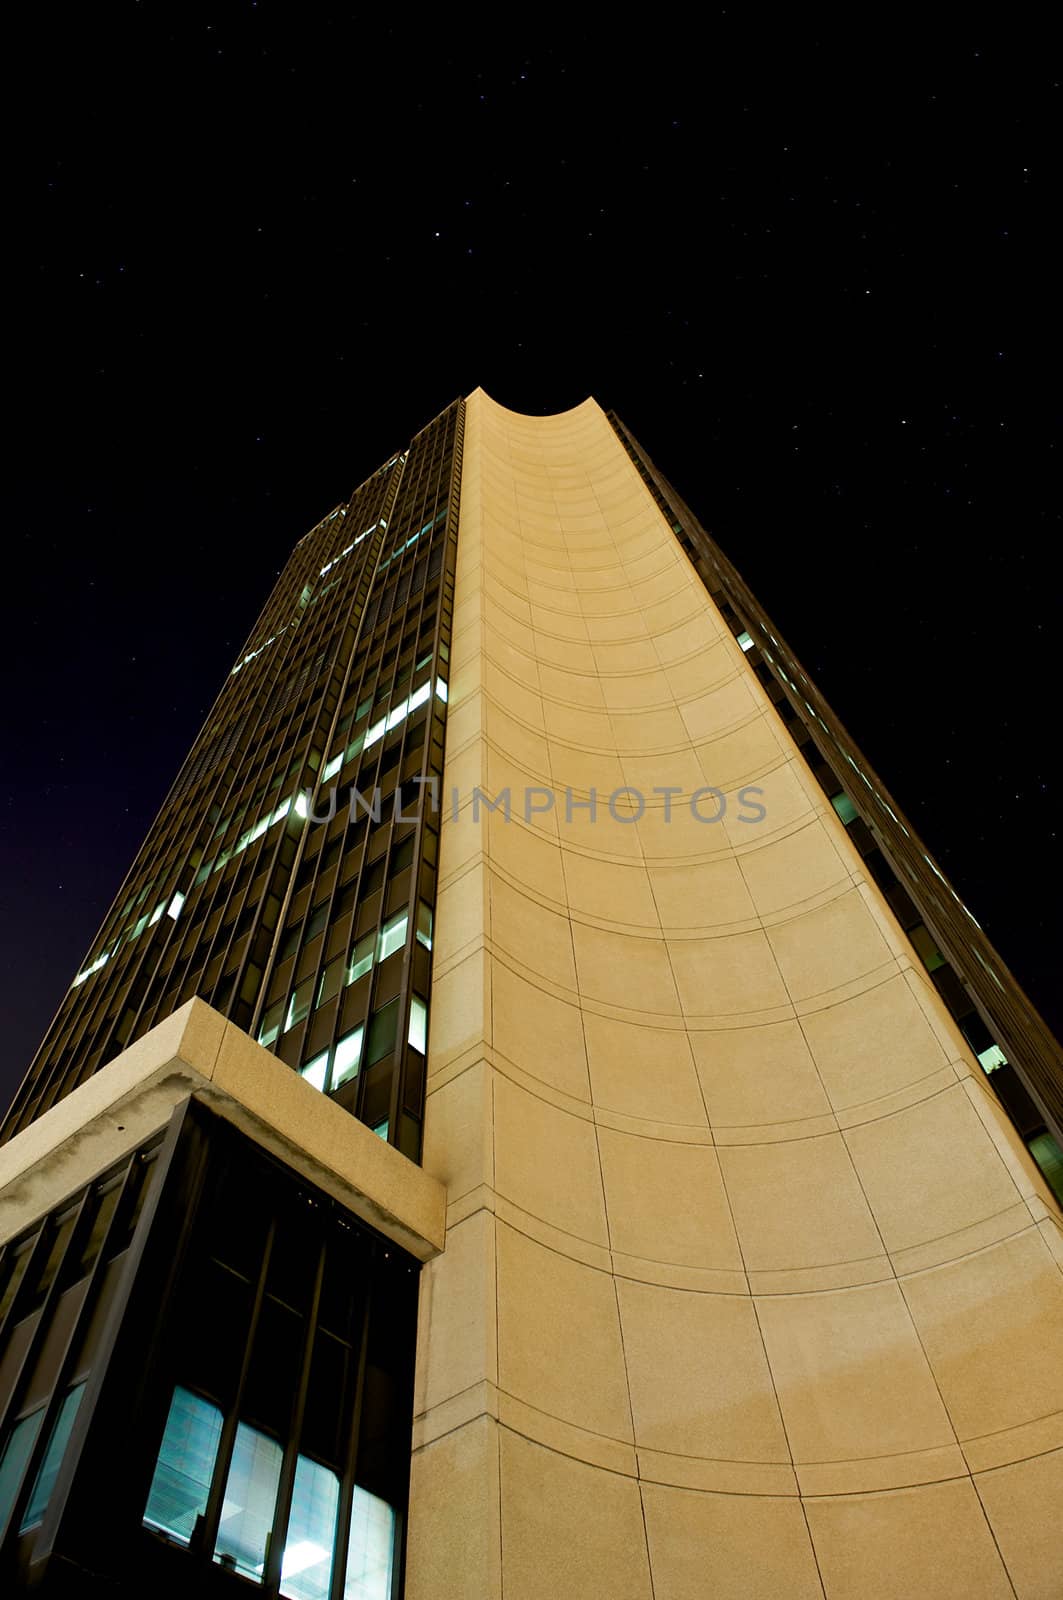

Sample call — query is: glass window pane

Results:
[343,1487,395,1600]
[144,1386,223,1546]
[214,1423,282,1581]
[408,997,427,1055]
[332,1027,363,1090]
[346,933,374,987]
[0,1410,44,1540]
[829,792,858,826]
[377,912,407,963]
[20,1384,85,1531]
[285,978,314,1033]
[316,958,343,1011]
[301,1052,329,1092]
[281,1455,340,1600]
[366,1000,398,1066]
[258,998,285,1049]
[415,902,433,949]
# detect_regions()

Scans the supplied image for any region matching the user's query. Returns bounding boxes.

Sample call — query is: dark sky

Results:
[2,11,1060,1113]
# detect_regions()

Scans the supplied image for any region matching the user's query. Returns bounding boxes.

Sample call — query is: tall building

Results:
[1,390,1061,1599]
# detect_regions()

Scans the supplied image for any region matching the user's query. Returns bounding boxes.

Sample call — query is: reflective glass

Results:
[343,1487,395,1599]
[144,1386,223,1545]
[214,1423,282,1580]
[281,1456,340,1600]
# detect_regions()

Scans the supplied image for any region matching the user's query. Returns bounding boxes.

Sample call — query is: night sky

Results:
[2,11,1060,1113]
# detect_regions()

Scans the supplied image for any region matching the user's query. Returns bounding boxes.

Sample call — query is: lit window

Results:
[830,793,858,826]
[20,1384,86,1531]
[0,1410,44,1541]
[364,717,387,750]
[909,925,946,973]
[258,999,285,1049]
[295,793,309,821]
[166,892,186,921]
[72,952,109,988]
[434,679,448,703]
[143,1387,223,1546]
[736,630,754,651]
[385,697,408,732]
[407,681,431,715]
[332,1027,363,1089]
[977,1044,1008,1073]
[148,902,166,926]
[1027,1131,1063,1205]
[343,1487,396,1599]
[408,996,428,1054]
[272,798,292,825]
[316,958,343,1010]
[346,933,374,986]
[371,1121,389,1142]
[301,1052,329,1092]
[322,752,343,782]
[213,1423,282,1580]
[415,902,433,950]
[282,1456,340,1600]
[285,978,314,1034]
[195,859,213,885]
[377,911,408,963]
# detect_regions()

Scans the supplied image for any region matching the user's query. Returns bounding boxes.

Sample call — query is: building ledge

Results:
[0,999,446,1261]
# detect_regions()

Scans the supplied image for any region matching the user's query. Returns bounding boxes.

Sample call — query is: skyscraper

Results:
[2,390,1061,1598]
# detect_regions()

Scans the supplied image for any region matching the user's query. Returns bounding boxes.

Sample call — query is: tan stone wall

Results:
[408,390,1063,1599]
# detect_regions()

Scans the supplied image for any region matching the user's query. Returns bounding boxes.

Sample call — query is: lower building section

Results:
[0,1008,437,1598]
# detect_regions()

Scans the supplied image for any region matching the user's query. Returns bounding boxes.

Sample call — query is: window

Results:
[366,1000,398,1065]
[316,957,343,1010]
[909,924,946,973]
[1028,1132,1063,1205]
[736,630,754,651]
[830,792,859,826]
[144,1387,223,1546]
[301,1052,330,1092]
[377,911,408,964]
[285,977,315,1033]
[0,1410,44,1540]
[213,1424,283,1580]
[281,1455,340,1600]
[415,902,433,949]
[343,1487,396,1599]
[20,1383,86,1531]
[258,998,285,1049]
[408,997,427,1054]
[977,1044,1007,1073]
[346,933,374,986]
[332,1027,363,1089]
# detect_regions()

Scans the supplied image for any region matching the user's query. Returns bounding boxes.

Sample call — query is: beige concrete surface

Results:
[410,389,1063,1599]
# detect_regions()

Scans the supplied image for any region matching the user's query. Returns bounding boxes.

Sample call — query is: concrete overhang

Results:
[0,999,446,1262]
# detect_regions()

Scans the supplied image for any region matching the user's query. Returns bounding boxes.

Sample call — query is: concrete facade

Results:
[409,391,1063,1599]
